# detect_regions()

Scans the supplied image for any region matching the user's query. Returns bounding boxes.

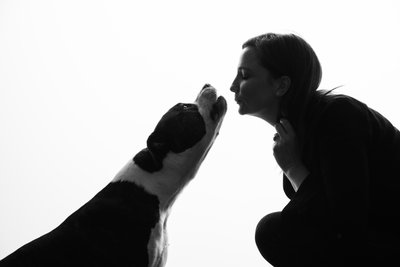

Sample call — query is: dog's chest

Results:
[147,215,169,267]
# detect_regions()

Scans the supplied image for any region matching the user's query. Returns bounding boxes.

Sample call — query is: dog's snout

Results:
[196,83,217,103]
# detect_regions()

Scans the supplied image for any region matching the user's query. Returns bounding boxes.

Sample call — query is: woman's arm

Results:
[273,119,309,192]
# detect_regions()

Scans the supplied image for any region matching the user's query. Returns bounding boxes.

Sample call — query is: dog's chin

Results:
[210,95,227,122]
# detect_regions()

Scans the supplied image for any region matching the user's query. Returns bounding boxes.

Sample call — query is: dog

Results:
[0,84,227,267]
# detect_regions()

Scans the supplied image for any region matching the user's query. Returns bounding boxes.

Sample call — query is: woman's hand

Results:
[273,119,309,192]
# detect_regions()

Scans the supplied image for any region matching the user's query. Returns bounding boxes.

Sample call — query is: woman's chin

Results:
[238,105,247,115]
[237,103,256,116]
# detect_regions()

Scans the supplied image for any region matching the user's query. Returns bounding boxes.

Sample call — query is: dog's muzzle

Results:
[198,84,227,122]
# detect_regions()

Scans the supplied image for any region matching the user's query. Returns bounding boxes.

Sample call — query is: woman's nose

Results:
[230,80,239,93]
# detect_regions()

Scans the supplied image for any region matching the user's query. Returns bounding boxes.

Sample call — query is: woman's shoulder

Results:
[308,90,400,141]
[307,91,371,136]
[311,91,367,115]
[309,91,367,119]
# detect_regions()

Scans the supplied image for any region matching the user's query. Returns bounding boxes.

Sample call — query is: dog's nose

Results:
[202,83,211,89]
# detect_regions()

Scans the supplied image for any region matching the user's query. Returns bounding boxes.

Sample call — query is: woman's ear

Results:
[276,76,291,97]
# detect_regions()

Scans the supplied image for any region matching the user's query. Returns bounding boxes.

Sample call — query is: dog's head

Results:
[133,84,227,173]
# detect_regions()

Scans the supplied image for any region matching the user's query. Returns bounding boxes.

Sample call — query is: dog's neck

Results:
[112,153,203,212]
[112,125,217,212]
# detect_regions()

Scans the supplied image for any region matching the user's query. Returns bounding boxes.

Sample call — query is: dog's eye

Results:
[173,103,198,112]
[181,103,195,110]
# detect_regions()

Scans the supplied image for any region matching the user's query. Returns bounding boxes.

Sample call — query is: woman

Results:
[230,33,400,266]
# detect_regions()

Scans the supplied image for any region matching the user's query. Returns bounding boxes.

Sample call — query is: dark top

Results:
[281,94,400,254]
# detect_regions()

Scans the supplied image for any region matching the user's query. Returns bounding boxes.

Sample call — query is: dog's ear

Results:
[133,132,170,173]
[133,148,163,173]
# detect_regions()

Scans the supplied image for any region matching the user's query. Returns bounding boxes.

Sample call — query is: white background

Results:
[1,0,399,266]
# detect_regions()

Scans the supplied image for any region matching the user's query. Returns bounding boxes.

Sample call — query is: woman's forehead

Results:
[238,47,264,71]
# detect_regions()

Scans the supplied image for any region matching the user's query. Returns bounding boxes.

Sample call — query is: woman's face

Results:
[230,47,282,125]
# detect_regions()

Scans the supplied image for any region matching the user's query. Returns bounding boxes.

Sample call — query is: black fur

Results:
[133,103,206,173]
[0,182,160,267]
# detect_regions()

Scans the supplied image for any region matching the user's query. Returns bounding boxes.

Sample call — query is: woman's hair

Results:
[242,33,323,133]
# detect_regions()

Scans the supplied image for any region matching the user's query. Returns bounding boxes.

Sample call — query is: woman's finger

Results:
[273,132,280,141]
[274,123,287,138]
